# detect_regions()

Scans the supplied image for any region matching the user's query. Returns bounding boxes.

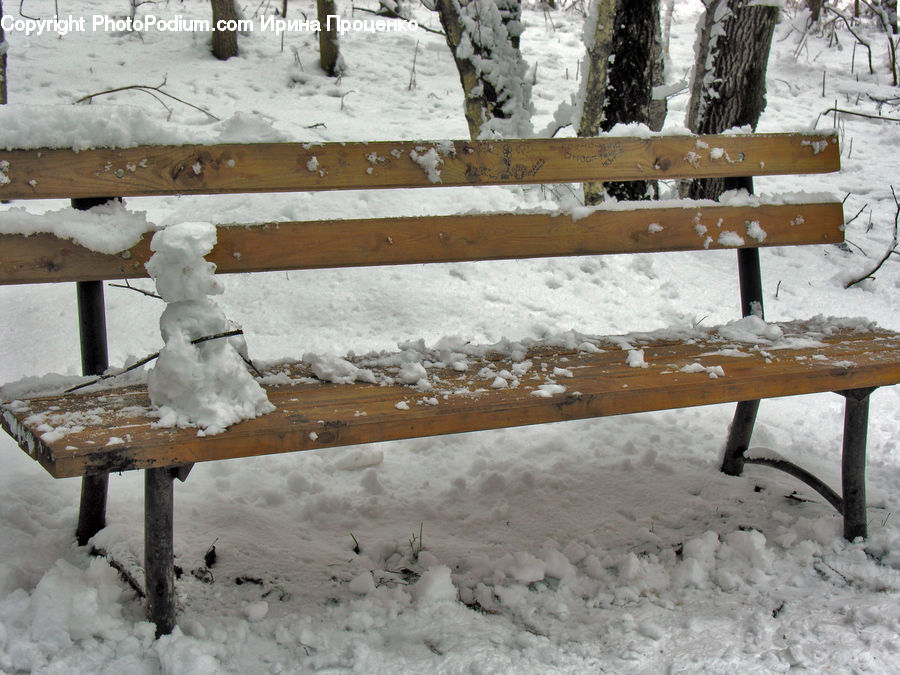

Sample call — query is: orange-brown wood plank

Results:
[0,134,839,200]
[3,321,898,479]
[0,202,843,284]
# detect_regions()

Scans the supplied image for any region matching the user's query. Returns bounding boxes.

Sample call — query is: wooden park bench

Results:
[2,133,900,636]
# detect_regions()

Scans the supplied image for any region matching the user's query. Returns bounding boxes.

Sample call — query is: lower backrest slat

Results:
[0,202,843,284]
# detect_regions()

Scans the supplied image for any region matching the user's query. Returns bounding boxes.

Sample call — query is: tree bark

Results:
[808,0,824,22]
[578,0,663,202]
[496,0,524,50]
[686,0,779,200]
[434,0,532,139]
[317,0,341,76]
[211,0,239,60]
[1,0,7,104]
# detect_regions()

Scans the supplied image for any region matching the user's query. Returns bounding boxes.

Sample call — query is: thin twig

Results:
[75,79,220,121]
[842,239,869,256]
[354,6,445,35]
[91,546,146,599]
[109,279,162,300]
[821,107,900,123]
[64,329,244,394]
[845,186,900,288]
[824,6,874,74]
[845,203,868,226]
[409,41,419,91]
[868,94,900,106]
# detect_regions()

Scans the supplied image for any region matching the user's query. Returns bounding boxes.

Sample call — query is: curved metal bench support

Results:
[743,454,843,512]
[721,388,876,541]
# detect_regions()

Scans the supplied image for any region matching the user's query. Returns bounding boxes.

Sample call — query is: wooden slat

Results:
[0,202,843,284]
[0,134,839,200]
[3,321,898,478]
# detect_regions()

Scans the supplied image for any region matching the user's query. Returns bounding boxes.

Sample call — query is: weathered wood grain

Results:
[0,134,839,200]
[4,321,898,478]
[0,202,843,284]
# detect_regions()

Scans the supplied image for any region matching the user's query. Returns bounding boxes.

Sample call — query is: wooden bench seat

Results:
[3,131,899,635]
[4,319,900,480]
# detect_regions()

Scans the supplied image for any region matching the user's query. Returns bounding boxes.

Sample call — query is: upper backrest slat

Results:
[0,134,839,200]
[0,202,844,284]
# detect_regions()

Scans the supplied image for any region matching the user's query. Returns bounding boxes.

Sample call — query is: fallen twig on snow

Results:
[845,186,900,289]
[75,78,220,121]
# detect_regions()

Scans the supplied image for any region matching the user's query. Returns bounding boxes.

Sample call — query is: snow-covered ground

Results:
[2,0,900,671]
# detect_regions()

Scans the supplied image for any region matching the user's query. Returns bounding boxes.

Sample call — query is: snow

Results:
[2,0,900,672]
[145,222,274,435]
[0,105,287,151]
[0,201,154,254]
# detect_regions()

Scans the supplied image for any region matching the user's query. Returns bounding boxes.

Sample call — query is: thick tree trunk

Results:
[686,0,779,200]
[1,0,7,104]
[496,0,524,50]
[578,0,663,202]
[808,0,824,22]
[434,0,532,139]
[317,0,342,76]
[211,0,239,60]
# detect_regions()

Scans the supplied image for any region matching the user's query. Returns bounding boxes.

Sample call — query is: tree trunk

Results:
[496,0,524,50]
[649,7,667,134]
[211,0,239,60]
[1,0,7,104]
[686,0,779,200]
[434,0,532,139]
[578,0,663,202]
[808,0,824,22]
[317,0,341,76]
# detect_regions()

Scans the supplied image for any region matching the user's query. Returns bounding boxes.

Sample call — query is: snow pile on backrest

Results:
[145,222,273,435]
[0,201,155,254]
[0,105,287,150]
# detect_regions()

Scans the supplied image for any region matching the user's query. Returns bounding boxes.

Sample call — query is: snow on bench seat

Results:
[4,319,899,479]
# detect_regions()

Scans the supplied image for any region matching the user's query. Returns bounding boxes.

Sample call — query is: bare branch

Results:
[845,202,868,226]
[91,546,146,599]
[64,329,244,394]
[75,79,220,121]
[109,279,162,300]
[820,107,900,123]
[845,187,900,289]
[355,5,445,35]
[824,6,874,74]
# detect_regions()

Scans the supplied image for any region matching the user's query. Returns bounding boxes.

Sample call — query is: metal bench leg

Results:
[74,279,111,544]
[722,245,763,477]
[76,473,109,546]
[73,197,116,545]
[721,399,760,476]
[841,388,873,541]
[145,467,176,636]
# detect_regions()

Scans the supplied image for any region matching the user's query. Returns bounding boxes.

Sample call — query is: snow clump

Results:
[145,222,274,435]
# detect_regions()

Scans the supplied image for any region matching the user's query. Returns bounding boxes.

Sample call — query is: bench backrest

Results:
[0,133,842,286]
